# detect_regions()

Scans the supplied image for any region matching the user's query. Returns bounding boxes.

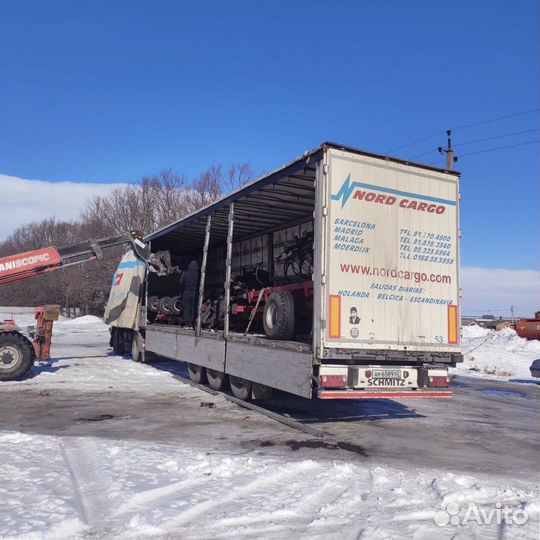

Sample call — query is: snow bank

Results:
[0,311,104,333]
[59,315,103,325]
[0,310,38,328]
[456,325,539,381]
[53,315,108,335]
[462,324,491,339]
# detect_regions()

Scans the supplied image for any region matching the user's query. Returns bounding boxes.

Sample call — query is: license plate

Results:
[373,369,401,379]
[368,369,405,387]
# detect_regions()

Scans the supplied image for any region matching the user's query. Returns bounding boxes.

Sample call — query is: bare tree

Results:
[226,163,255,192]
[1,161,253,314]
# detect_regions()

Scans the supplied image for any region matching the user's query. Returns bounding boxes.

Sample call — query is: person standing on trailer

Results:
[180,259,199,327]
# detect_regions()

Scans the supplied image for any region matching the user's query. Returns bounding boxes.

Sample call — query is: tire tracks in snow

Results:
[156,463,370,540]
[59,437,114,530]
[157,460,322,533]
[112,476,214,518]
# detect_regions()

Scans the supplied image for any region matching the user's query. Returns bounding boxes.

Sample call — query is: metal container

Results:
[516,312,540,340]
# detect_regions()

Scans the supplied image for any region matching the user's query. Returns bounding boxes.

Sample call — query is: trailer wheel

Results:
[206,369,228,391]
[187,363,207,384]
[263,291,295,340]
[0,332,35,381]
[229,376,252,400]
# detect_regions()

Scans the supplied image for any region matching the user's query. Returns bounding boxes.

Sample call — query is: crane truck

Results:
[0,231,151,381]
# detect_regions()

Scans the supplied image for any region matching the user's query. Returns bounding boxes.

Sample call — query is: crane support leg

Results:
[31,305,60,361]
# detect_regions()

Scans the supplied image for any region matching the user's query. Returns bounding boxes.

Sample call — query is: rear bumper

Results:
[316,389,454,399]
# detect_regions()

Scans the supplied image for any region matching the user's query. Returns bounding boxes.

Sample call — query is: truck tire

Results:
[122,329,133,354]
[0,332,35,381]
[263,291,295,340]
[187,363,207,384]
[131,331,144,363]
[206,368,227,391]
[148,296,160,313]
[111,328,124,355]
[170,295,183,317]
[159,296,173,315]
[229,376,252,400]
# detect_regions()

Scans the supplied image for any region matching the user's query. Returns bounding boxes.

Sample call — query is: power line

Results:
[428,158,447,166]
[410,128,539,160]
[455,128,539,147]
[410,148,439,159]
[451,108,539,131]
[386,131,444,153]
[462,308,514,313]
[386,107,539,154]
[459,139,538,158]
[428,139,538,164]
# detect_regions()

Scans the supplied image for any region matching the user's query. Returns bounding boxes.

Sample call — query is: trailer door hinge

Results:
[323,164,328,175]
[321,274,326,284]
[322,205,328,216]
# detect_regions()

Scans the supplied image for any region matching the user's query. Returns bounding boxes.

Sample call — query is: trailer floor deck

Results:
[147,323,312,353]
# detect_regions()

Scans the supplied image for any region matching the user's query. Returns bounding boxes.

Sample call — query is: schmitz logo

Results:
[331,174,456,213]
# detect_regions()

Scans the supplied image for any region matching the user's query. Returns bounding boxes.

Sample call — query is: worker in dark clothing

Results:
[180,259,199,327]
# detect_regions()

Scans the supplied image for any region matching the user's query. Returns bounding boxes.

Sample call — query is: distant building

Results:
[461,316,513,330]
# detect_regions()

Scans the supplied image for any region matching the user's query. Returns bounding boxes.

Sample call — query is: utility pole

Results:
[438,130,458,170]
[510,305,516,324]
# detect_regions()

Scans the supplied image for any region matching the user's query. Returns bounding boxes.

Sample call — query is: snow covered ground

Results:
[2,431,538,540]
[454,325,540,381]
[0,313,538,540]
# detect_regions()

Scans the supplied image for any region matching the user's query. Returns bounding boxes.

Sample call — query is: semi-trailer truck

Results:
[106,142,462,400]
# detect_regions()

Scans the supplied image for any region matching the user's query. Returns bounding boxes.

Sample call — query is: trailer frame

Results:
[142,142,462,399]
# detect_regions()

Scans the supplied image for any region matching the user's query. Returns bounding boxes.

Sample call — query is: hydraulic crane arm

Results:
[0,230,150,285]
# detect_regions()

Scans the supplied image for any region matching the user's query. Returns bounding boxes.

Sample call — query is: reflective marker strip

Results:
[329,295,341,338]
[448,304,459,344]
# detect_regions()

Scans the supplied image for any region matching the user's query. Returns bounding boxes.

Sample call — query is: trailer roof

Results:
[146,142,460,251]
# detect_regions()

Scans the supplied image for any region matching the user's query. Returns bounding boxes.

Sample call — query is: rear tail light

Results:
[428,375,449,388]
[320,375,348,388]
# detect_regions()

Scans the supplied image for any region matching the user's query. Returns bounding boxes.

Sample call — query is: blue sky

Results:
[0,0,538,274]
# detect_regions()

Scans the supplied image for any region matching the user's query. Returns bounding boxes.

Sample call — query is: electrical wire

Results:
[458,139,538,158]
[455,128,539,147]
[428,158,448,166]
[410,128,539,160]
[386,131,444,154]
[427,139,538,164]
[462,309,513,313]
[386,107,539,155]
[463,330,496,355]
[410,148,439,159]
[451,108,539,132]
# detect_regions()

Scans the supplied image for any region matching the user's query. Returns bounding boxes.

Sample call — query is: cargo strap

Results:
[244,288,266,336]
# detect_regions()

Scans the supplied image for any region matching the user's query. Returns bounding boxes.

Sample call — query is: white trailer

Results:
[110,142,462,400]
